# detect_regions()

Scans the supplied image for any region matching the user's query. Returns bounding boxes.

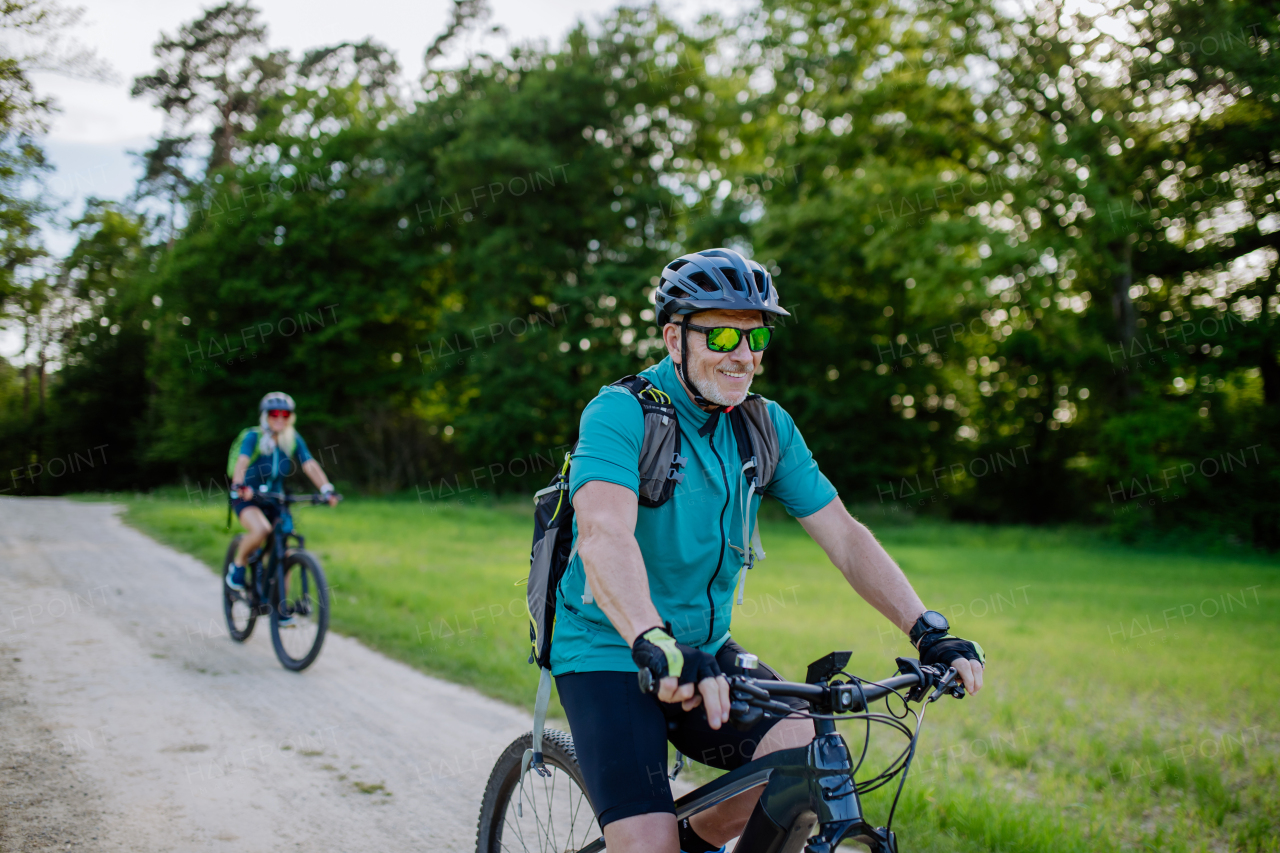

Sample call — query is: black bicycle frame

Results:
[572,667,941,853]
[574,727,891,853]
[251,499,308,620]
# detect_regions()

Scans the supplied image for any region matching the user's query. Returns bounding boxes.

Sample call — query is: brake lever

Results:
[929,666,963,702]
[729,678,771,702]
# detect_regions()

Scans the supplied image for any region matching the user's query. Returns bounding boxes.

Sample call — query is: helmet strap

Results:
[678,317,724,414]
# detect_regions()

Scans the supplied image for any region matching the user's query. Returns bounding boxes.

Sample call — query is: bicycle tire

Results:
[475,729,601,853]
[269,549,329,672]
[222,535,256,642]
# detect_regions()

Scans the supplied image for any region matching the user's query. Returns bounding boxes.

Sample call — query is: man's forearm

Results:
[800,501,925,636]
[578,529,663,646]
[837,520,926,635]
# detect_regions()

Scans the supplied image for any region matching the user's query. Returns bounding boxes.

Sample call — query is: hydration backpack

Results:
[226,427,262,478]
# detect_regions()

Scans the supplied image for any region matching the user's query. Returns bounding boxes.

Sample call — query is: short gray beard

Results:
[692,364,753,407]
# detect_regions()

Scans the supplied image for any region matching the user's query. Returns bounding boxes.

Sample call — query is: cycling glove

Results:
[919,633,986,669]
[632,626,723,687]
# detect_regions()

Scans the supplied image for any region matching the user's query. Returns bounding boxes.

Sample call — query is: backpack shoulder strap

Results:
[608,374,685,507]
[731,395,780,491]
[610,374,671,406]
[232,427,261,463]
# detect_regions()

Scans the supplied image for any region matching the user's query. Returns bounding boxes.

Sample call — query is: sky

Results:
[34,0,720,223]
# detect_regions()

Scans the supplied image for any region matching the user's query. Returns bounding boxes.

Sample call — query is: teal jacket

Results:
[550,356,838,675]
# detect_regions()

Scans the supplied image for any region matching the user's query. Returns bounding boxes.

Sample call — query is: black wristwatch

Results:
[909,610,949,649]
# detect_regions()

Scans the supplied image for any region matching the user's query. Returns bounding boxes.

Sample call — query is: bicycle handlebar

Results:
[725,660,963,727]
[230,490,343,505]
[261,492,343,504]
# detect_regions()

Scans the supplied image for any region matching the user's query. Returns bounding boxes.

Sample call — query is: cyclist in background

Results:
[556,248,986,853]
[226,392,337,607]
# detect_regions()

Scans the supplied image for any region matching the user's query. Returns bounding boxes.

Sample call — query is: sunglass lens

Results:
[705,327,743,352]
[268,410,290,418]
[747,327,772,351]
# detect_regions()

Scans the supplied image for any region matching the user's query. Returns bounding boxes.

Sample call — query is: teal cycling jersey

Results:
[550,356,838,676]
[240,430,313,493]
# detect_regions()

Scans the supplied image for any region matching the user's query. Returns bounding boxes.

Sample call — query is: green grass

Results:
[101,489,1279,852]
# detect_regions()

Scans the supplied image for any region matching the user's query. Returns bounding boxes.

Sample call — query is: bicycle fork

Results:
[733,730,897,853]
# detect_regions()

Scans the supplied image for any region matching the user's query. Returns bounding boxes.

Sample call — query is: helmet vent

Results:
[753,270,767,294]
[667,259,690,271]
[688,272,718,293]
[667,285,690,299]
[720,268,745,292]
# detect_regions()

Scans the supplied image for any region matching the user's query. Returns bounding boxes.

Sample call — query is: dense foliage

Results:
[3,0,1276,546]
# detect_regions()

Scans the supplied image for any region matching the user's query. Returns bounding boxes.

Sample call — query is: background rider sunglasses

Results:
[685,323,773,353]
[266,409,292,418]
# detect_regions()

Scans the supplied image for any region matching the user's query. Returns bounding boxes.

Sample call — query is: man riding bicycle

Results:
[553,248,986,853]
[226,391,338,615]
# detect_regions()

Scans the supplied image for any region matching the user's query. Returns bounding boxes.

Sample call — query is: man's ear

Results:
[663,323,682,363]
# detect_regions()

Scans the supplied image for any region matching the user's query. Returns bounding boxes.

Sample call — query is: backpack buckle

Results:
[668,453,687,484]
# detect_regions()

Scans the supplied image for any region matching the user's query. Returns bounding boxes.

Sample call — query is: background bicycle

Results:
[222,491,337,671]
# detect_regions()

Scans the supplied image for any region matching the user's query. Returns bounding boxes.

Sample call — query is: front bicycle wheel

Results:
[222,536,256,642]
[475,730,601,853]
[269,549,329,671]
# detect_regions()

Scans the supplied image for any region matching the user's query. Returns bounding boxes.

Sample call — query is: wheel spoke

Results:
[528,776,553,852]
[502,809,531,852]
[544,767,558,849]
[567,787,591,846]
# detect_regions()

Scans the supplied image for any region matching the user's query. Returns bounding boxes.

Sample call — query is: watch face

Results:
[923,610,948,631]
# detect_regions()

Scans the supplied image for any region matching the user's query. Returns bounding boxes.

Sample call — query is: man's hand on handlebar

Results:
[632,626,731,729]
[658,673,730,727]
[919,634,986,695]
[234,483,254,501]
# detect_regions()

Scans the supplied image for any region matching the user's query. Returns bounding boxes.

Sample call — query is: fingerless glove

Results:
[631,626,723,686]
[919,633,986,669]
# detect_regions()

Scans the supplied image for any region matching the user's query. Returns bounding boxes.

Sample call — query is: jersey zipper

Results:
[704,424,731,645]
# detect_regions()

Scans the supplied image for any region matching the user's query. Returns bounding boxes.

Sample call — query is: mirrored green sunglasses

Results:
[685,323,773,353]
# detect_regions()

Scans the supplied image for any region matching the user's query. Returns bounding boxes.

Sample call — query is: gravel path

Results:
[0,497,531,852]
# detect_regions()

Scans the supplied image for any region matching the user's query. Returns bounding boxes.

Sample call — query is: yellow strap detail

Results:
[642,627,683,676]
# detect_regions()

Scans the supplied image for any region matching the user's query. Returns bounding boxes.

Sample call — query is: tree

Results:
[1,0,112,440]
[134,6,725,493]
[131,2,287,173]
[422,0,494,70]
[40,201,160,492]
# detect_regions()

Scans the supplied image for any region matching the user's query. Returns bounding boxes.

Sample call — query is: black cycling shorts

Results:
[555,638,808,828]
[232,497,280,522]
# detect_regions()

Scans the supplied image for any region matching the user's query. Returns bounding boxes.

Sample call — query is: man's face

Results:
[663,309,766,408]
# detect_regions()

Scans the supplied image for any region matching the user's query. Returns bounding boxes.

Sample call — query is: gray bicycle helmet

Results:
[655,248,789,327]
[655,248,789,410]
[259,391,296,412]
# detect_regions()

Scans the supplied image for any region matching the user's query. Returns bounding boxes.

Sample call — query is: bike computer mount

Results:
[805,650,852,684]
